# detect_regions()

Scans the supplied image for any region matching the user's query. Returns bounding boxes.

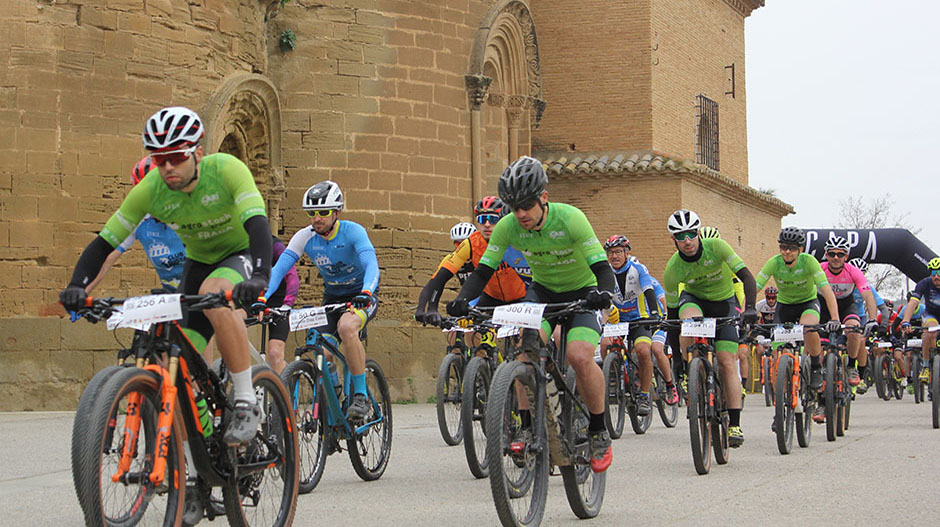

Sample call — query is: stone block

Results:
[359,78,395,97]
[329,169,369,190]
[398,81,433,103]
[117,11,151,33]
[368,170,401,190]
[394,117,436,139]
[332,95,378,114]
[373,211,410,230]
[392,230,430,250]
[9,221,54,248]
[379,153,408,172]
[64,26,105,54]
[0,317,61,352]
[337,61,376,78]
[49,350,97,383]
[282,110,311,132]
[347,25,384,45]
[27,151,57,175]
[325,40,362,62]
[0,350,52,385]
[81,7,118,30]
[376,247,412,269]
[387,136,419,155]
[10,49,55,68]
[313,74,359,96]
[433,83,466,108]
[409,155,433,174]
[350,189,388,211]
[353,134,387,152]
[346,114,394,135]
[301,132,344,150]
[0,151,27,173]
[356,10,394,27]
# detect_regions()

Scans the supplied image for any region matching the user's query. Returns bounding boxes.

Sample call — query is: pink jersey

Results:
[820,262,870,299]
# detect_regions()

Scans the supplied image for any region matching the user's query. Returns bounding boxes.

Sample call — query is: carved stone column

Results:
[506,95,528,160]
[465,74,493,205]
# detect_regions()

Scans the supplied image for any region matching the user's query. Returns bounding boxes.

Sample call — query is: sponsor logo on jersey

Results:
[201,193,220,206]
[149,242,171,259]
[549,230,565,239]
[164,202,181,212]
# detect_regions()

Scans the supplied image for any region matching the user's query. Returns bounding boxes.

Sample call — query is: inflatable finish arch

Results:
[804,228,937,282]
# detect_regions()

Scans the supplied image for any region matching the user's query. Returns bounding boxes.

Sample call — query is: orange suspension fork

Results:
[789,351,800,408]
[149,353,180,486]
[112,392,144,481]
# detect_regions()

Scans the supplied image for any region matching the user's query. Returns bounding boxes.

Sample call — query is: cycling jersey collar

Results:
[611,260,633,274]
[677,239,703,263]
[322,219,341,240]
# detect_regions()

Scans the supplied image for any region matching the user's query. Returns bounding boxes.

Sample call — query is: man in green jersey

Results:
[755,226,840,393]
[59,106,272,445]
[447,156,617,473]
[662,210,759,447]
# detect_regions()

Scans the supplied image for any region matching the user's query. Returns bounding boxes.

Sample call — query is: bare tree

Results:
[836,194,919,299]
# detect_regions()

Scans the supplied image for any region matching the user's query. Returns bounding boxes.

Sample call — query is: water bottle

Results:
[328,361,343,399]
[195,392,213,438]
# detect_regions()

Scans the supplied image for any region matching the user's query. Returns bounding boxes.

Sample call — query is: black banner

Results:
[804,228,937,282]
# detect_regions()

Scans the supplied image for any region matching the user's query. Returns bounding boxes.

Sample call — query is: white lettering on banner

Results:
[110,294,183,330]
[806,231,819,257]
[497,325,520,338]
[492,302,546,329]
[289,307,328,331]
[681,319,716,338]
[602,322,631,337]
[773,325,804,344]
[847,231,859,251]
[863,231,877,260]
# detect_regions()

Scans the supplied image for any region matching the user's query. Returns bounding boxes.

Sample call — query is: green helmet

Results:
[699,226,721,240]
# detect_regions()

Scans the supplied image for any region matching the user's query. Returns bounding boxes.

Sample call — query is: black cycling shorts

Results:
[775,298,821,324]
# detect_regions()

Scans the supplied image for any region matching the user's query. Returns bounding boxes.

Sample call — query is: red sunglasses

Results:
[151,144,198,166]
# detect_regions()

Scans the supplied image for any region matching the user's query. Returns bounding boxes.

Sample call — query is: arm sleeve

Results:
[68,236,117,288]
[416,268,454,313]
[243,215,272,279]
[734,267,757,309]
[590,260,616,294]
[643,289,660,316]
[265,248,300,301]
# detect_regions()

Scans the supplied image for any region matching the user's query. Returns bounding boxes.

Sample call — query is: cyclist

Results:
[849,257,890,394]
[697,227,751,396]
[264,180,380,420]
[59,106,272,445]
[892,292,923,388]
[263,235,300,374]
[662,210,759,447]
[446,155,617,473]
[630,256,679,401]
[600,235,671,415]
[84,156,187,294]
[414,197,530,330]
[819,236,879,389]
[753,226,840,423]
[449,222,477,285]
[900,257,940,385]
[756,287,778,324]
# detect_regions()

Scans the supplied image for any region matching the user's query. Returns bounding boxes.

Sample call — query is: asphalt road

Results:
[2,394,939,526]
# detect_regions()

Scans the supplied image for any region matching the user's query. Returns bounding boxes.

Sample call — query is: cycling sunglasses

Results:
[510,198,540,211]
[826,251,847,258]
[674,230,697,241]
[476,214,500,225]
[932,270,940,276]
[778,243,801,252]
[305,209,335,218]
[151,144,198,166]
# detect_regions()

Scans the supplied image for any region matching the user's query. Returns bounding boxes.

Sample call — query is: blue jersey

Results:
[610,260,656,321]
[898,303,925,321]
[853,285,884,323]
[118,215,186,291]
[912,277,940,318]
[266,220,380,300]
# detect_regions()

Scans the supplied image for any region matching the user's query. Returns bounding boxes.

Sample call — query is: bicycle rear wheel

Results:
[711,368,730,465]
[654,366,678,428]
[560,391,605,520]
[347,359,393,481]
[436,352,464,445]
[687,357,711,475]
[824,353,838,442]
[223,365,299,527]
[602,352,626,439]
[795,354,813,448]
[81,367,185,527]
[873,355,888,401]
[462,356,492,479]
[486,360,548,527]
[774,355,795,455]
[931,355,940,429]
[281,359,329,494]
[763,356,774,407]
[835,359,847,437]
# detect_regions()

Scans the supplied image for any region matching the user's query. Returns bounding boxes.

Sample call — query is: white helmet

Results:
[450,222,476,243]
[824,235,850,253]
[667,209,701,234]
[303,181,344,211]
[142,106,204,151]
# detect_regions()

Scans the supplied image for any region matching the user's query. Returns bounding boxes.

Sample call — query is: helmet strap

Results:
[531,201,548,230]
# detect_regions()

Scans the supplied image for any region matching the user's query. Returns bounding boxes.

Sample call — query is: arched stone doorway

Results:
[203,73,286,234]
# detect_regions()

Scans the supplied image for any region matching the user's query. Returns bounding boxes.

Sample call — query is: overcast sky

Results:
[745,1,940,256]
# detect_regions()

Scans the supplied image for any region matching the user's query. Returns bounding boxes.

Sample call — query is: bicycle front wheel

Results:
[560,391,606,519]
[346,359,393,481]
[687,357,711,475]
[601,352,626,438]
[824,353,838,442]
[462,356,492,479]
[486,360,548,527]
[223,365,299,527]
[931,355,940,429]
[71,364,124,517]
[763,356,774,407]
[436,352,464,445]
[711,367,730,466]
[281,359,329,494]
[774,354,794,455]
[654,366,678,428]
[873,355,888,401]
[796,354,813,448]
[81,366,185,527]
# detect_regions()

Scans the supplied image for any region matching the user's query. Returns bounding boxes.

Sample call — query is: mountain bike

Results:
[600,319,665,437]
[755,337,775,407]
[279,303,392,494]
[652,360,679,428]
[71,291,299,527]
[820,325,862,441]
[660,317,739,475]
[483,300,606,527]
[436,329,471,446]
[872,332,904,401]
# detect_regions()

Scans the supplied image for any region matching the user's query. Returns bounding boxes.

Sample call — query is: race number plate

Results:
[773,325,803,344]
[289,307,328,331]
[107,294,182,331]
[876,341,893,349]
[681,319,716,338]
[497,325,520,338]
[602,322,631,337]
[907,339,923,348]
[492,303,545,330]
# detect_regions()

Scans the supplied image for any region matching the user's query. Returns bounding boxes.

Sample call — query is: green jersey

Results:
[663,238,746,308]
[101,153,267,264]
[479,202,606,293]
[755,253,829,304]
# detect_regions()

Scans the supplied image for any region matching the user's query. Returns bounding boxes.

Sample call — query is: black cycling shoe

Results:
[346,392,371,420]
[223,400,261,445]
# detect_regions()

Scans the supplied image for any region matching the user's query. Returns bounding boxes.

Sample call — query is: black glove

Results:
[447,298,469,317]
[741,307,759,325]
[350,292,373,309]
[825,319,842,333]
[59,285,87,312]
[423,311,442,327]
[584,289,612,310]
[233,273,267,308]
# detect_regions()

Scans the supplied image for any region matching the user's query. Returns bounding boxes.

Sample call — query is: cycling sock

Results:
[848,357,858,369]
[519,409,531,428]
[741,377,748,389]
[812,354,822,368]
[588,412,606,432]
[729,409,741,427]
[666,380,675,387]
[351,373,367,396]
[230,368,255,403]
[640,391,650,398]
[858,365,867,379]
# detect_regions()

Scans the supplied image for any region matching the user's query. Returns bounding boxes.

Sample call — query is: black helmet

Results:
[778,226,805,246]
[498,156,547,208]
